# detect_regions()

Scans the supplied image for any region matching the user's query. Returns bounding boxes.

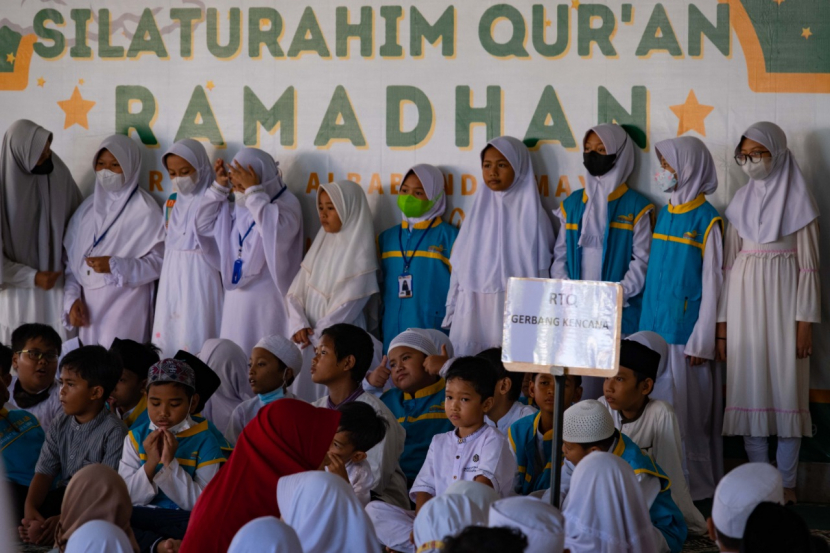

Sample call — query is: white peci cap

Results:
[711,462,783,539]
[562,400,616,443]
[254,334,303,372]
[389,329,439,357]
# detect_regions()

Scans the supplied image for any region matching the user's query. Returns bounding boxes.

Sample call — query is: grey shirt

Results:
[35,407,127,485]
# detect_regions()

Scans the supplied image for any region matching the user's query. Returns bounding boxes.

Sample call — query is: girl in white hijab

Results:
[489,496,565,553]
[228,517,302,553]
[563,452,658,553]
[413,494,487,553]
[444,136,554,356]
[65,520,134,553]
[62,135,165,348]
[277,471,382,553]
[0,120,82,342]
[150,139,223,358]
[199,338,253,435]
[552,123,654,399]
[718,122,820,504]
[287,180,379,401]
[638,136,724,501]
[194,148,303,357]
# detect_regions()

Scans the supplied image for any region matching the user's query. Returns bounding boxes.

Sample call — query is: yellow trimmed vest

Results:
[507,412,552,495]
[639,195,722,345]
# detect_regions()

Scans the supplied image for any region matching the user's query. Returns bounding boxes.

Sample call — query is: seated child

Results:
[377,329,454,486]
[119,359,226,553]
[173,349,230,453]
[1,359,46,523]
[109,338,161,428]
[559,400,687,553]
[225,334,303,444]
[325,401,387,506]
[20,345,127,546]
[7,324,63,432]
[366,356,517,553]
[598,335,707,535]
[311,323,409,508]
[508,372,581,495]
[479,348,536,434]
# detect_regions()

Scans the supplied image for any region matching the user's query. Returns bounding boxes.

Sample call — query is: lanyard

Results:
[86,187,138,257]
[398,218,437,273]
[236,187,287,256]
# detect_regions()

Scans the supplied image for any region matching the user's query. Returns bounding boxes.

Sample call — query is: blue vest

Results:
[640,196,722,345]
[614,433,688,553]
[128,419,226,510]
[378,217,458,353]
[0,408,45,487]
[381,378,454,482]
[561,185,654,334]
[507,412,552,495]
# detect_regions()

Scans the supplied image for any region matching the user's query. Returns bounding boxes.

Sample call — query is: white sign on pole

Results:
[501,278,623,376]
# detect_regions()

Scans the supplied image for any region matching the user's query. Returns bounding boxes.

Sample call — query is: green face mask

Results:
[397,193,437,218]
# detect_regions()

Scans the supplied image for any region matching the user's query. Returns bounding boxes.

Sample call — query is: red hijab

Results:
[179,398,340,553]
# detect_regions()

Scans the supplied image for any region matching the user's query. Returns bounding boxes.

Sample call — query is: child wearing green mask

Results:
[377,165,458,354]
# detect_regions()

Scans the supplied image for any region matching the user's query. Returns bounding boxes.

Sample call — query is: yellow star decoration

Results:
[571,0,580,8]
[57,86,96,130]
[802,28,812,39]
[78,78,84,85]
[773,0,785,4]
[37,77,45,87]
[669,90,714,137]
[6,53,14,64]
[206,80,215,91]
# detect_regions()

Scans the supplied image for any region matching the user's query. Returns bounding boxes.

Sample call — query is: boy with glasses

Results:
[7,324,62,432]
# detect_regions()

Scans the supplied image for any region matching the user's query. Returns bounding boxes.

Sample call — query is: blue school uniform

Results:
[124,395,149,430]
[639,195,722,344]
[561,184,654,334]
[507,412,552,495]
[378,217,458,353]
[128,418,226,510]
[614,432,688,553]
[191,414,234,457]
[381,378,454,482]
[0,407,45,486]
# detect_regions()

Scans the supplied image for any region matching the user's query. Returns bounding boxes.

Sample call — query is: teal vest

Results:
[640,196,722,344]
[507,412,552,495]
[614,433,688,553]
[562,185,654,334]
[128,419,226,510]
[0,408,45,487]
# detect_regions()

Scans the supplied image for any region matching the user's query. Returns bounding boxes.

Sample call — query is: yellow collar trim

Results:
[532,411,554,441]
[612,434,626,456]
[667,194,706,214]
[176,419,208,439]
[402,217,442,230]
[404,378,446,401]
[123,395,147,427]
[582,183,629,203]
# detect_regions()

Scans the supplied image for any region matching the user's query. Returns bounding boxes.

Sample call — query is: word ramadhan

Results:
[509,315,610,330]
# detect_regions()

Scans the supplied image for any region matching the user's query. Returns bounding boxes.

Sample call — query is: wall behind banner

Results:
[1,0,829,474]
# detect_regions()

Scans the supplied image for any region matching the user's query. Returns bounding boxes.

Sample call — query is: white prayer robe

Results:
[224,391,297,445]
[325,459,375,507]
[485,400,538,435]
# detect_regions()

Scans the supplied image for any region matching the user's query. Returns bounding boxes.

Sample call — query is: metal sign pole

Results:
[549,372,566,509]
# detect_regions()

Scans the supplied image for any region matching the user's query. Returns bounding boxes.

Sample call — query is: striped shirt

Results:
[35,407,128,485]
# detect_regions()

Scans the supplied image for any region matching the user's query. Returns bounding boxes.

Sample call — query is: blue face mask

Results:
[655,169,677,192]
[258,386,285,405]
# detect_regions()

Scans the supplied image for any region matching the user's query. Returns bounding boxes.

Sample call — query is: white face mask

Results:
[172,173,199,195]
[96,169,126,192]
[741,157,774,180]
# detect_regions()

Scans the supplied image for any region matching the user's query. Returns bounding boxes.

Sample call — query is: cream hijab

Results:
[402,164,447,226]
[287,180,378,320]
[163,139,215,251]
[725,121,818,244]
[654,136,718,206]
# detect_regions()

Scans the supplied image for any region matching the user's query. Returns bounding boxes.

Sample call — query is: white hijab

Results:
[563,452,658,553]
[277,471,382,553]
[65,520,134,553]
[450,136,554,294]
[654,136,718,206]
[623,331,668,386]
[199,338,253,434]
[163,139,215,251]
[413,494,487,553]
[0,119,82,272]
[228,516,302,553]
[725,121,819,244]
[489,497,565,553]
[64,134,165,290]
[403,164,446,226]
[580,124,635,248]
[287,180,379,320]
[443,480,500,515]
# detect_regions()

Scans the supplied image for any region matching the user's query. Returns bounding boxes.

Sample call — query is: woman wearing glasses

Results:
[717,122,820,505]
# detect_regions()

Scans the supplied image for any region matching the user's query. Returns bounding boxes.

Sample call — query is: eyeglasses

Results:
[17,350,59,363]
[734,151,771,166]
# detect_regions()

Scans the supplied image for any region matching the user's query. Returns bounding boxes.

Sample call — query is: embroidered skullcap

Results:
[147,359,195,390]
[389,329,439,357]
[563,399,616,443]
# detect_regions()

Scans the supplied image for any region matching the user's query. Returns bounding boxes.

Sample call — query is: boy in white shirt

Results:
[325,401,387,506]
[366,356,517,553]
[478,348,536,434]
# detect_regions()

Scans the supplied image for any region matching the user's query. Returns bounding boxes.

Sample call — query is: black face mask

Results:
[582,151,617,177]
[31,157,54,175]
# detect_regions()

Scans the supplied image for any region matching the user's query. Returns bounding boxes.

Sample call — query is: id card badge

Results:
[398,273,413,299]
